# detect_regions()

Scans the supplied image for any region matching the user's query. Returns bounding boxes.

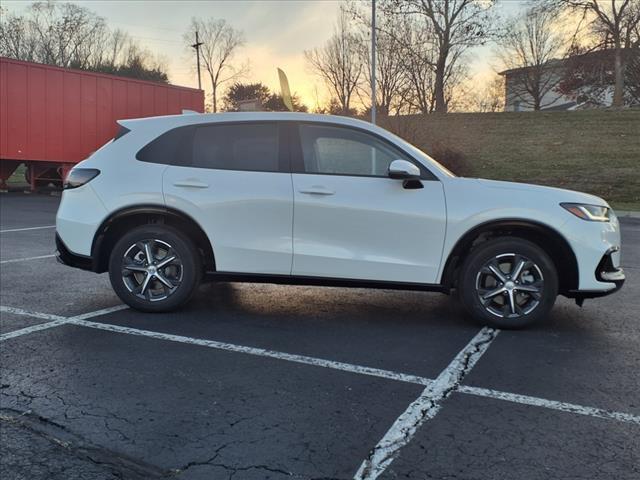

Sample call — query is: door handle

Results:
[298,186,335,196]
[173,179,209,189]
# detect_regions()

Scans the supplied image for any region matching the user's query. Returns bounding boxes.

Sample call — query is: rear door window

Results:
[192,123,280,172]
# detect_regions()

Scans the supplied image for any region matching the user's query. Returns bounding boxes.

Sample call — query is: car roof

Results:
[118,112,380,133]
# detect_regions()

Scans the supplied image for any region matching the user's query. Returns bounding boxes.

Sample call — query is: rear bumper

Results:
[55,233,94,271]
[55,184,106,256]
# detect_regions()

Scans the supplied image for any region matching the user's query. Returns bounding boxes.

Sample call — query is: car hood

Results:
[463,178,609,207]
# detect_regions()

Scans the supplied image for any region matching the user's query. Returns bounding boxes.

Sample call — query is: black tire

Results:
[458,237,558,329]
[108,224,201,312]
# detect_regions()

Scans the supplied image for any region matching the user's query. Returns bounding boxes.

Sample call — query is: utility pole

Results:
[371,0,376,125]
[191,30,203,91]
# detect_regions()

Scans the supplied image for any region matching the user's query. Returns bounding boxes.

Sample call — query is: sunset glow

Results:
[2,0,530,110]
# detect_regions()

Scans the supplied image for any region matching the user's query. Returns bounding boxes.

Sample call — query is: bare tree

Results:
[1,2,169,81]
[392,18,435,113]
[1,1,109,68]
[550,0,640,107]
[184,18,248,113]
[349,5,411,115]
[497,7,569,110]
[477,75,505,112]
[305,9,365,115]
[29,1,111,69]
[456,74,504,112]
[398,17,469,114]
[381,0,497,113]
[0,8,38,61]
[106,43,169,82]
[103,29,131,69]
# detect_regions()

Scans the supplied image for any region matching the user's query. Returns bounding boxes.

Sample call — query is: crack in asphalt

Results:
[178,459,294,479]
[173,439,345,479]
[1,407,337,479]
[354,327,499,480]
[0,408,170,479]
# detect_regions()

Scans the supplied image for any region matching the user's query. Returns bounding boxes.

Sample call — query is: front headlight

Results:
[561,203,610,222]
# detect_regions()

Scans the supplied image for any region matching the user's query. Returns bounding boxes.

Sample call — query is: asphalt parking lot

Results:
[1,192,638,480]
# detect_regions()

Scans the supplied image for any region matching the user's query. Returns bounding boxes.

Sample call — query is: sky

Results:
[3,0,531,109]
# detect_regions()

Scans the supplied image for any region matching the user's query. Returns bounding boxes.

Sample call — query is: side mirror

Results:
[388,160,420,180]
[388,160,423,189]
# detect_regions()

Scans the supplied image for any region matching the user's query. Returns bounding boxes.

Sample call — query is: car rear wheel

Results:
[458,237,558,329]
[108,225,201,312]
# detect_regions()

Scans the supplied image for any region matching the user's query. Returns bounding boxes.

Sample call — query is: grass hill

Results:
[382,109,639,210]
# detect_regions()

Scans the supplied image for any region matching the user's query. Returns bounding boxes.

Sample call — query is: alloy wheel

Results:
[475,253,544,319]
[121,239,183,301]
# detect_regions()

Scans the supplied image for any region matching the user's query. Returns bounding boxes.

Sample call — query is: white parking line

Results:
[69,305,130,321]
[353,327,499,480]
[0,225,56,233]
[458,385,640,424]
[2,305,640,430]
[67,318,434,386]
[0,305,128,341]
[0,317,70,341]
[0,305,66,322]
[0,254,56,264]
[0,308,68,341]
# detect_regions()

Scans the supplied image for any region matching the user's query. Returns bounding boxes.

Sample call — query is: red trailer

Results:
[0,57,204,190]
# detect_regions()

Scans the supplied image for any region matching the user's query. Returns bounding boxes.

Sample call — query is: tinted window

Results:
[298,124,412,177]
[193,123,279,172]
[136,126,193,166]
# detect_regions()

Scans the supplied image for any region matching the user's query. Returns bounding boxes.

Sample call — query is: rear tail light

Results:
[63,168,100,189]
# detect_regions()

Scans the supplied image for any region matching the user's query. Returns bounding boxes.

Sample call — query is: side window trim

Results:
[290,122,437,181]
[278,121,293,174]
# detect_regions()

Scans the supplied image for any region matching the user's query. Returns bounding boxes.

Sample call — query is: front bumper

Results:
[595,246,625,286]
[55,233,94,271]
[561,208,624,293]
[568,247,625,300]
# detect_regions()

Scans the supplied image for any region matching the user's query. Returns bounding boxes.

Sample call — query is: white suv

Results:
[55,112,624,328]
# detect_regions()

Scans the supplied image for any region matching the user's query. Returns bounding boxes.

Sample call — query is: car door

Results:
[291,122,446,284]
[162,121,293,274]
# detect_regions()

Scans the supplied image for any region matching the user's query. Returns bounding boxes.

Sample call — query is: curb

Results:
[616,210,640,219]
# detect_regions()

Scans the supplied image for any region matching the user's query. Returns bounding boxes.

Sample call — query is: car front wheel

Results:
[108,225,201,312]
[458,237,558,329]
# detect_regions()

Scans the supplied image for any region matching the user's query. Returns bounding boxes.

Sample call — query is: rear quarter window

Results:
[136,126,194,166]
